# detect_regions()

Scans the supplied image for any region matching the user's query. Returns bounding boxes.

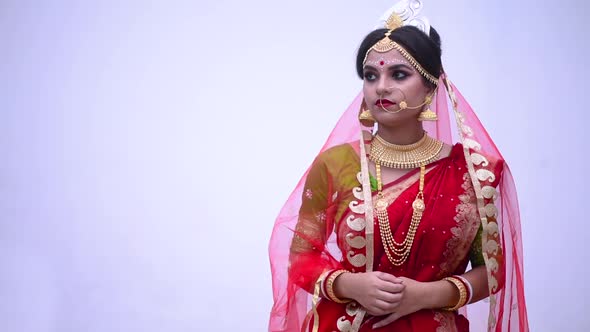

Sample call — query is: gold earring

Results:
[418,94,438,121]
[359,100,375,127]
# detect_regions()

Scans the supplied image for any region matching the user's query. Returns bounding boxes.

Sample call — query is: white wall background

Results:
[1,0,588,331]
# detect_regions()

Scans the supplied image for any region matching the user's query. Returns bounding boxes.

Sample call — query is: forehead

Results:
[364,49,409,68]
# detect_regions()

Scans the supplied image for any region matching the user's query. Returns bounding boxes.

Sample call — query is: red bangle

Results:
[455,275,473,304]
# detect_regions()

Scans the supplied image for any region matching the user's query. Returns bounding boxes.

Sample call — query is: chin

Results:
[375,114,417,127]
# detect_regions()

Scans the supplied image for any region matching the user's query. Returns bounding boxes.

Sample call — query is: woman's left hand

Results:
[372,276,426,329]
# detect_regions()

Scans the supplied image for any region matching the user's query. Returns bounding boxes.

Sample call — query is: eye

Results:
[392,70,409,80]
[364,72,377,82]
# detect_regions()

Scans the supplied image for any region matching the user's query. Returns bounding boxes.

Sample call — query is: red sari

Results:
[270,80,528,332]
[289,141,502,332]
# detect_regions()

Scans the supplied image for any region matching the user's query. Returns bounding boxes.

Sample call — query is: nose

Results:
[376,76,390,97]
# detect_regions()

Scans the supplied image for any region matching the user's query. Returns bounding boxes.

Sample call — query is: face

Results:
[362,49,432,127]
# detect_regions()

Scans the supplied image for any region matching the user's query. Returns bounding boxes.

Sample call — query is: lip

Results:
[375,99,395,107]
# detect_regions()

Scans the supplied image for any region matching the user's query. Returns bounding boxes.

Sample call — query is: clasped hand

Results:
[335,272,424,329]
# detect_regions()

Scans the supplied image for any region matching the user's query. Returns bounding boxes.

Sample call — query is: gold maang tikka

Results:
[363,12,438,86]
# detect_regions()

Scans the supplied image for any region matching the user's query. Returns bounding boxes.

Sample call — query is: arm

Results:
[288,156,339,293]
[421,224,490,308]
[419,265,489,309]
[289,154,404,307]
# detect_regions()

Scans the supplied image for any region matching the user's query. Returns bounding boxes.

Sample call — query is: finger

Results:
[379,281,405,294]
[373,312,401,329]
[366,302,389,316]
[374,299,395,312]
[376,290,403,304]
[366,308,387,316]
[376,272,403,284]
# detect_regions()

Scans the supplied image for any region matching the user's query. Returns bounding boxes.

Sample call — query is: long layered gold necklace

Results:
[370,133,443,266]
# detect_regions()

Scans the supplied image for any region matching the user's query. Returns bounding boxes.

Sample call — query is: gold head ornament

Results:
[364,0,438,86]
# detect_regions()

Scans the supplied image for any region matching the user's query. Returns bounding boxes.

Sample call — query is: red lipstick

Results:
[375,99,395,107]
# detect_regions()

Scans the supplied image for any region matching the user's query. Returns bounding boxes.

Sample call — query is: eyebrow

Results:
[363,64,414,72]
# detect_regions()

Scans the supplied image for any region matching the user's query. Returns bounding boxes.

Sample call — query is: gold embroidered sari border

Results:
[378,165,437,206]
[345,131,373,332]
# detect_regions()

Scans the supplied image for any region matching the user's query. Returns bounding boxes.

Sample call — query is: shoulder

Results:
[315,143,359,165]
[305,143,359,186]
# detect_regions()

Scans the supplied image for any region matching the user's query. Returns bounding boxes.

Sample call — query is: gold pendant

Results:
[375,198,388,212]
[412,198,425,212]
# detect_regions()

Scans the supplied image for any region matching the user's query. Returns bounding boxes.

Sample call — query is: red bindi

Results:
[380,60,385,66]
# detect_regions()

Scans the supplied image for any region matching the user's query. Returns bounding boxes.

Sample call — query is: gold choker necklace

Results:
[369,133,443,169]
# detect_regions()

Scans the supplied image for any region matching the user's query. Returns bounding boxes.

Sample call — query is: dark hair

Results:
[356,25,442,87]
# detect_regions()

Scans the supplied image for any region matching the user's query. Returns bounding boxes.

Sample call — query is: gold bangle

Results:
[443,277,467,311]
[326,270,351,304]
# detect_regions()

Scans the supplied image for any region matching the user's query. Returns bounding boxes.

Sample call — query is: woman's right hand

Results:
[333,272,405,316]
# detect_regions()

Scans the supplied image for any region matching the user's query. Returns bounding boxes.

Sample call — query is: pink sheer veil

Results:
[268,17,528,332]
[268,93,363,331]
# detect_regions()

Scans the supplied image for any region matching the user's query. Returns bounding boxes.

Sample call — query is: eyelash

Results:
[363,70,410,82]
[393,70,409,80]
[364,72,377,81]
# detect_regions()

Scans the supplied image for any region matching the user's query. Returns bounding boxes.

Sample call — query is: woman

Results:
[269,2,528,331]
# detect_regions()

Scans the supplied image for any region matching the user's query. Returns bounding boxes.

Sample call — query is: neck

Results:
[376,121,425,145]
